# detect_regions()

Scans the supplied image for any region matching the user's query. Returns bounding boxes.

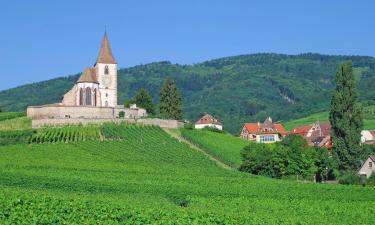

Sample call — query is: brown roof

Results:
[195,113,222,125]
[370,155,375,162]
[77,67,98,83]
[96,32,116,64]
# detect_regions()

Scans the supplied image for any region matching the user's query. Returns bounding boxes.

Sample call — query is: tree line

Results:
[125,78,183,120]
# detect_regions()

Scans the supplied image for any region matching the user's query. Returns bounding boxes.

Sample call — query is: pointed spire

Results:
[96,32,116,64]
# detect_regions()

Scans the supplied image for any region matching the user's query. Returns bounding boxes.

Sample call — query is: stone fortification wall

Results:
[27,105,115,119]
[31,118,184,129]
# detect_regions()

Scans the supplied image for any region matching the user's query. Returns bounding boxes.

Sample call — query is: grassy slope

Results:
[181,129,248,168]
[284,107,375,131]
[0,117,31,131]
[1,125,375,223]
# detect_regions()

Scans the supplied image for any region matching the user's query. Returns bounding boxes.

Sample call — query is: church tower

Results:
[95,32,118,107]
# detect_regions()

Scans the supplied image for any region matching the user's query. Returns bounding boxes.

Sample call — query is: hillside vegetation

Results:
[2,53,375,133]
[1,123,375,224]
[284,105,375,131]
[181,129,248,168]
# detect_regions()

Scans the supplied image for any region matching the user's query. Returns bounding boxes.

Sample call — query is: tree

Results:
[134,89,155,115]
[159,79,182,120]
[329,61,363,171]
[124,89,155,115]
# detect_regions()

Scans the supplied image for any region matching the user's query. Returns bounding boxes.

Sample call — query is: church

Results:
[62,32,118,108]
[27,32,146,122]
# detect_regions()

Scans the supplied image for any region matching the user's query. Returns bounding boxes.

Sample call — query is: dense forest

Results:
[1,53,375,133]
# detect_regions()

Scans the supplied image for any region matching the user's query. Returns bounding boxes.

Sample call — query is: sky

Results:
[0,0,374,91]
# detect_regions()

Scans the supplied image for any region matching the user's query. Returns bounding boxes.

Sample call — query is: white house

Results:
[358,155,375,178]
[194,114,223,130]
[361,130,375,145]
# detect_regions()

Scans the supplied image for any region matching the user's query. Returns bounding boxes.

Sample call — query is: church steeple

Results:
[96,32,117,64]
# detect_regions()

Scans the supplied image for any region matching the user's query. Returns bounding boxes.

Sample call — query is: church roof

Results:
[96,32,117,64]
[77,67,98,83]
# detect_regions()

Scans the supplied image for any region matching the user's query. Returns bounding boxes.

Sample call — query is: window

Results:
[259,135,275,143]
[85,87,92,105]
[104,65,109,75]
[370,161,373,169]
[79,88,84,105]
[105,101,108,107]
[105,93,108,97]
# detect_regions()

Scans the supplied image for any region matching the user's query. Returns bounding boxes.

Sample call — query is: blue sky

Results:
[0,0,374,91]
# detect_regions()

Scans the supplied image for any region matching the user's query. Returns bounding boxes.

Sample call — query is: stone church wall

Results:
[31,118,184,129]
[27,105,115,119]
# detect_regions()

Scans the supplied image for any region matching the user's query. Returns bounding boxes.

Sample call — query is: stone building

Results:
[27,32,146,121]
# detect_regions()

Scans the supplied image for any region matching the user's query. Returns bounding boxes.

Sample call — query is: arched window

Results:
[86,87,92,106]
[79,88,84,105]
[93,89,97,106]
[104,65,109,75]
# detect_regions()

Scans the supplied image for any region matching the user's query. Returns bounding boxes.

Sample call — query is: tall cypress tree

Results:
[159,78,182,120]
[329,61,363,171]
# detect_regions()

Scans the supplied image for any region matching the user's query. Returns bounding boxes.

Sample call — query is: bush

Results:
[118,111,125,118]
[202,126,224,133]
[183,122,194,130]
[367,173,375,186]
[338,172,361,185]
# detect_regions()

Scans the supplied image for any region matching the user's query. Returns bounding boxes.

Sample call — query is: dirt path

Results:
[163,128,234,171]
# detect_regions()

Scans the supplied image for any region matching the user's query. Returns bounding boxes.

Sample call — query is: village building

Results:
[240,117,287,143]
[291,122,332,149]
[27,32,146,121]
[361,130,375,145]
[194,113,223,130]
[358,155,375,178]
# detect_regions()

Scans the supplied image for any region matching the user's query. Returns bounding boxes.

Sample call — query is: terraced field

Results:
[0,123,375,224]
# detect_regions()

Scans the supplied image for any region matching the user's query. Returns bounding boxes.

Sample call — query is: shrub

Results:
[183,122,194,130]
[338,172,361,185]
[202,126,224,133]
[118,111,125,118]
[367,173,375,186]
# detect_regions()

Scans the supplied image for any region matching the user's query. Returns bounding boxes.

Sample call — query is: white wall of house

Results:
[256,134,280,143]
[358,157,375,178]
[195,123,223,130]
[361,130,374,143]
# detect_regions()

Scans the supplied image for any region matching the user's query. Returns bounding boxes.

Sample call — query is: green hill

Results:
[181,129,248,168]
[1,123,375,224]
[284,106,375,131]
[2,53,375,134]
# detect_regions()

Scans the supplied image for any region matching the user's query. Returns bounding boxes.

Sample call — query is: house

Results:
[240,117,287,143]
[292,122,332,149]
[194,114,223,130]
[358,155,375,178]
[361,130,375,145]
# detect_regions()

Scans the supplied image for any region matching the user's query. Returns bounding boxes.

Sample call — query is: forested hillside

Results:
[1,53,375,133]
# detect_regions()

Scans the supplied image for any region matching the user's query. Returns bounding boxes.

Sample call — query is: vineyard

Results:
[181,128,249,168]
[0,123,375,224]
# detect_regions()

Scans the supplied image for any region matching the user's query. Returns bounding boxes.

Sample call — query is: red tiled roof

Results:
[292,125,312,135]
[243,122,287,136]
[96,32,116,64]
[195,113,221,125]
